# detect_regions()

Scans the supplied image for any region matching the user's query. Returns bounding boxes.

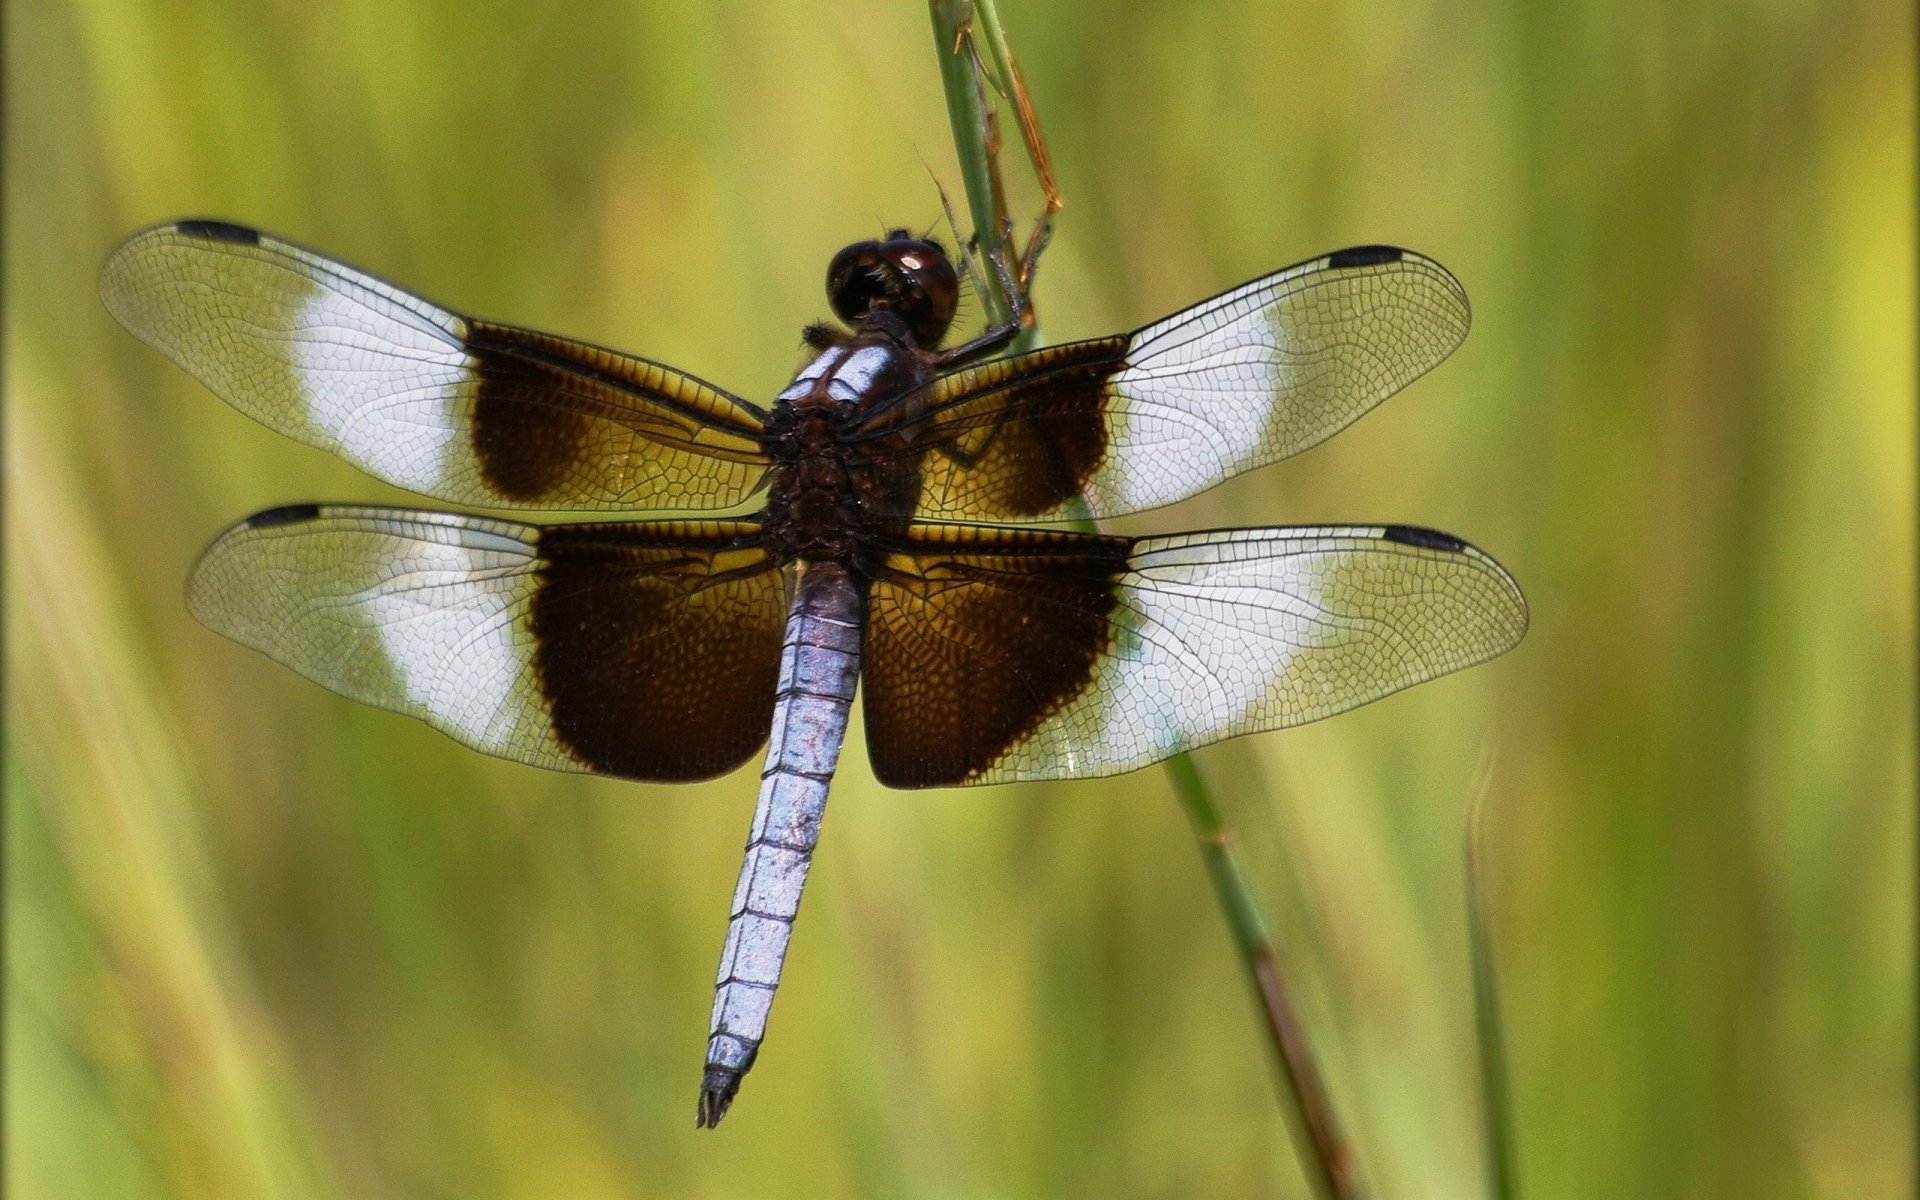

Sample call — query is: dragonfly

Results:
[101,219,1526,1126]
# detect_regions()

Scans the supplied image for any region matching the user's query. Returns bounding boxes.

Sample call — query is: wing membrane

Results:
[189,505,786,781]
[862,522,1525,786]
[863,246,1470,522]
[102,221,770,510]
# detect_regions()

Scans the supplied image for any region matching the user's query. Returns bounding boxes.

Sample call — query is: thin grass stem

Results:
[925,8,1360,1197]
[1164,755,1357,1200]
[1466,775,1519,1200]
[928,0,1019,335]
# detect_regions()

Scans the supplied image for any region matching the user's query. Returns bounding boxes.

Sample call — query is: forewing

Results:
[864,247,1469,522]
[189,506,786,781]
[862,523,1525,787]
[102,220,770,511]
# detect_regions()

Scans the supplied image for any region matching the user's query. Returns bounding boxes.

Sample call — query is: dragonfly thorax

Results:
[763,336,936,561]
[763,411,861,562]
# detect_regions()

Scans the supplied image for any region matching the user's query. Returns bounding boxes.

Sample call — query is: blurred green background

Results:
[6,0,1912,1196]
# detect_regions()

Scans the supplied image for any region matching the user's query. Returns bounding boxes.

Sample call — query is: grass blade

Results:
[925,8,1360,1196]
[1466,764,1519,1200]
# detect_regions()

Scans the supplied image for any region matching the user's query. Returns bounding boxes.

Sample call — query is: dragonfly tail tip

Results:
[696,1067,742,1129]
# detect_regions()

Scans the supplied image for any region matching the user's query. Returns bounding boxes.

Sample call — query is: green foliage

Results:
[6,0,1912,1196]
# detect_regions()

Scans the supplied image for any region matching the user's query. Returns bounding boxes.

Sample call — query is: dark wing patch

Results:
[459,319,771,507]
[531,521,787,780]
[188,506,786,782]
[861,525,1133,788]
[862,523,1527,786]
[101,221,771,512]
[854,338,1127,522]
[857,246,1470,523]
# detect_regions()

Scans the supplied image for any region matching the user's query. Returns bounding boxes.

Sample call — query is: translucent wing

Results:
[860,247,1470,522]
[862,522,1525,786]
[102,221,771,511]
[189,505,787,781]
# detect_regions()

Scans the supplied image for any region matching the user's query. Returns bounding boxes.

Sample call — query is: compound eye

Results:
[824,237,960,346]
[890,240,959,345]
[826,241,890,327]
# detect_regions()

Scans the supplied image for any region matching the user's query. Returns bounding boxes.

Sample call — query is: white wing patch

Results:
[185,507,584,771]
[1092,249,1469,518]
[1094,538,1327,759]
[1106,298,1296,513]
[101,222,771,512]
[979,525,1526,783]
[292,286,473,495]
[359,517,536,751]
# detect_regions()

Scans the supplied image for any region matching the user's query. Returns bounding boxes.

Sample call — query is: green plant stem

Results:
[926,7,1360,1198]
[1164,755,1356,1200]
[928,0,1019,337]
[1466,792,1518,1200]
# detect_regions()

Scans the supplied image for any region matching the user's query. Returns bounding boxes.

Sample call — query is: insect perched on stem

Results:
[102,219,1526,1126]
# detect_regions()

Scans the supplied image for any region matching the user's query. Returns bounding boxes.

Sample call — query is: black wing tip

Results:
[172,218,261,245]
[696,1068,742,1129]
[245,503,323,529]
[1381,524,1468,553]
[1326,245,1407,269]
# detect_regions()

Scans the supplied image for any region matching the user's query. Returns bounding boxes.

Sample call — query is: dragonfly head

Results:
[826,231,958,347]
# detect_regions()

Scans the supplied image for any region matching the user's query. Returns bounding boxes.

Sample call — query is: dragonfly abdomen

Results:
[699,561,862,1127]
